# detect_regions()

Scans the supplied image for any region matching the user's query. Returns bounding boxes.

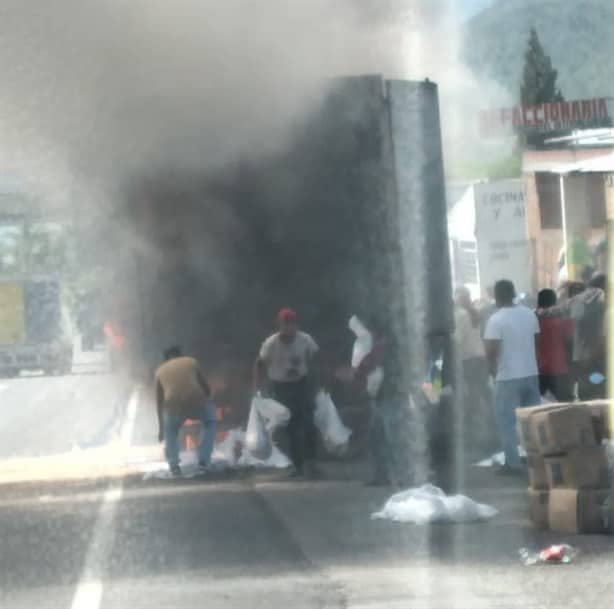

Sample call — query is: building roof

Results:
[523,146,614,174]
[545,128,614,148]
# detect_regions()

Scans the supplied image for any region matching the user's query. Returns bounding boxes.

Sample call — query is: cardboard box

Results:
[527,488,549,529]
[548,489,610,534]
[545,447,612,489]
[532,406,597,455]
[526,453,549,490]
[516,403,569,452]
[584,400,612,443]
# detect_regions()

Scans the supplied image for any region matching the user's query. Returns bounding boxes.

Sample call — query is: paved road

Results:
[1,379,614,608]
[1,465,614,609]
[0,350,130,459]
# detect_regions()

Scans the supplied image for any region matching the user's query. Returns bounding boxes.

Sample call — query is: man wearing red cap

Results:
[254,308,320,477]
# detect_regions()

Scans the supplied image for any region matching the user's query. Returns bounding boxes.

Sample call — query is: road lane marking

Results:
[71,580,103,609]
[119,387,140,446]
[70,386,140,609]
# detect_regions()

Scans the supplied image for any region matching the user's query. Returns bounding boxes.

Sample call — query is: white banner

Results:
[474,179,531,296]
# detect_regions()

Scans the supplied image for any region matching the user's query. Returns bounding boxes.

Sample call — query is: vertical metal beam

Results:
[559,173,569,279]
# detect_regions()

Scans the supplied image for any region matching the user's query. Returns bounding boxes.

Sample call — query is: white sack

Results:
[245,401,272,460]
[314,391,351,455]
[255,396,291,432]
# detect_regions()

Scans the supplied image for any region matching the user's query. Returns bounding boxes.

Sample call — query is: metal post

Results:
[559,173,569,279]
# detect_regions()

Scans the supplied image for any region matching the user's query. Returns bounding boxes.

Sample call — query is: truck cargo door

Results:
[24,280,61,343]
[0,283,26,345]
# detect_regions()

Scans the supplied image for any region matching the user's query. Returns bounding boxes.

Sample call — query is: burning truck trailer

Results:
[123,75,455,481]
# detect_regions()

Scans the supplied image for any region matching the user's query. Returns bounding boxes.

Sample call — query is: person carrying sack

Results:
[253,308,320,479]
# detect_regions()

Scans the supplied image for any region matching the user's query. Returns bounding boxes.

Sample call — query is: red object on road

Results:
[540,545,570,562]
[520,544,577,565]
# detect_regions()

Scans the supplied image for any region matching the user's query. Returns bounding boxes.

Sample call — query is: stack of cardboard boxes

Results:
[517,400,613,533]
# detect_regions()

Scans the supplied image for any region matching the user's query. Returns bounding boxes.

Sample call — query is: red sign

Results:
[479,97,613,138]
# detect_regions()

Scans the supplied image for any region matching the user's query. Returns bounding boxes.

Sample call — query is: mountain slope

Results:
[464,0,614,101]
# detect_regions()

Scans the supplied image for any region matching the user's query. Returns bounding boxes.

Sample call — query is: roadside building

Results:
[523,130,614,288]
[447,178,532,300]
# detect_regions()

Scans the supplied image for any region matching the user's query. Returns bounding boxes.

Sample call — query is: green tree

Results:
[520,27,564,106]
[519,27,564,148]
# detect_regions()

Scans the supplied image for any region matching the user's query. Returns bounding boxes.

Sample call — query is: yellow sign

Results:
[0,283,25,345]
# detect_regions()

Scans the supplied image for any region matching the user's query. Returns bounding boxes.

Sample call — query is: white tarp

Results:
[141,428,291,480]
[372,484,498,524]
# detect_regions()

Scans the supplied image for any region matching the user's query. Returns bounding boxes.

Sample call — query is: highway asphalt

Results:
[0,358,613,608]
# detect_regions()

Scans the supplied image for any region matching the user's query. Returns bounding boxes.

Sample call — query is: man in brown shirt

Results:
[155,345,216,476]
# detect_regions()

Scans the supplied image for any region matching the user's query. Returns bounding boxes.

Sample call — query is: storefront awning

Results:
[550,153,614,174]
[525,152,614,174]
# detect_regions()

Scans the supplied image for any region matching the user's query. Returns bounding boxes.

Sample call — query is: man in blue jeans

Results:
[484,280,540,474]
[155,345,216,476]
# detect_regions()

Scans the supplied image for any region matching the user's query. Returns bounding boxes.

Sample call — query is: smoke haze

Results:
[0,0,508,202]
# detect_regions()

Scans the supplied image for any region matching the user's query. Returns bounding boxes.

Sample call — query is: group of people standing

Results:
[455,273,607,474]
[153,270,607,482]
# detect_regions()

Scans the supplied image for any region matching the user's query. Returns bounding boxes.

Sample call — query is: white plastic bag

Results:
[349,315,373,367]
[371,484,498,524]
[255,396,291,431]
[245,401,272,460]
[314,391,352,455]
[348,314,384,397]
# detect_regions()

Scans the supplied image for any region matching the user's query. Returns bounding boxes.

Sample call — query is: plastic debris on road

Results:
[141,461,216,481]
[474,445,527,467]
[314,390,351,456]
[371,484,498,524]
[519,544,578,566]
[589,371,605,386]
[211,429,244,466]
[238,443,291,468]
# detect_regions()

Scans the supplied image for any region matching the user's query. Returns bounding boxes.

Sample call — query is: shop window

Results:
[536,172,562,229]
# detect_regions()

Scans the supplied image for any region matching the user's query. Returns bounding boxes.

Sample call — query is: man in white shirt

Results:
[253,308,319,477]
[484,280,540,473]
